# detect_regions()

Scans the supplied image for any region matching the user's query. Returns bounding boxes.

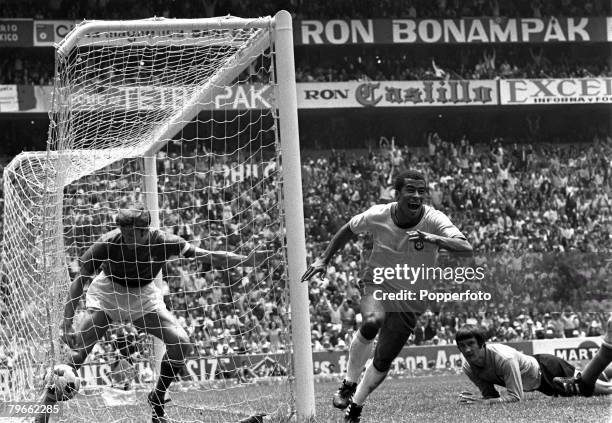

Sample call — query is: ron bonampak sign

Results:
[295,17,608,45]
[500,78,612,105]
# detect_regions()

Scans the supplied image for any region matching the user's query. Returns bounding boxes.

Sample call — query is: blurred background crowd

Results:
[3,0,609,20]
[1,44,610,85]
[1,0,611,85]
[26,132,610,365]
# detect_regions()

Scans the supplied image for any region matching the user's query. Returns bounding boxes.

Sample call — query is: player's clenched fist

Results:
[406,229,439,244]
[301,257,327,282]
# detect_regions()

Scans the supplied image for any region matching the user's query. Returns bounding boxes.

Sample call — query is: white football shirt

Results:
[349,203,464,296]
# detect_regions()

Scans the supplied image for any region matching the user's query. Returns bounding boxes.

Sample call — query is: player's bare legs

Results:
[346,315,413,423]
[335,294,385,410]
[554,316,612,396]
[68,309,113,368]
[133,308,193,423]
[35,309,111,423]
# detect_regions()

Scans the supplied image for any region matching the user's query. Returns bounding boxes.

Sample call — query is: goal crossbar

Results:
[57,16,274,54]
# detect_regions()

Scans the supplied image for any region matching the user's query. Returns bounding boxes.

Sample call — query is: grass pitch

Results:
[54,374,611,423]
[314,376,612,423]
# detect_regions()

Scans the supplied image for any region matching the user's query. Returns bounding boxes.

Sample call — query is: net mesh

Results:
[1,17,295,422]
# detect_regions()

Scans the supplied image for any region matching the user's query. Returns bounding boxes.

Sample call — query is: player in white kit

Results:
[36,202,268,423]
[302,170,472,422]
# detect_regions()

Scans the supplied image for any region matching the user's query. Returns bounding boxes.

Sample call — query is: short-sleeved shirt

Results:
[349,203,464,312]
[462,344,541,402]
[79,228,196,287]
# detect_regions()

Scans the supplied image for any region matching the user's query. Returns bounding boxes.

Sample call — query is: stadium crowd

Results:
[0,0,609,376]
[14,128,600,366]
[3,0,609,20]
[0,0,609,85]
[2,45,610,85]
[301,133,611,350]
[297,46,612,82]
[1,126,611,363]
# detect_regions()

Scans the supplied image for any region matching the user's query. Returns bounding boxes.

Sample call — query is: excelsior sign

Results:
[500,78,612,104]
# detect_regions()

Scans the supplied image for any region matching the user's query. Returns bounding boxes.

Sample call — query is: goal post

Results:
[0,11,315,422]
[274,11,315,419]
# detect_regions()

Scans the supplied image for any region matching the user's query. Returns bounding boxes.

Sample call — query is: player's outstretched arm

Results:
[458,391,506,405]
[460,360,521,404]
[461,366,502,405]
[301,223,356,282]
[192,246,270,268]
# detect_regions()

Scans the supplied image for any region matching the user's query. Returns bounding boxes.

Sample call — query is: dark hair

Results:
[455,325,487,347]
[115,202,151,228]
[393,170,427,192]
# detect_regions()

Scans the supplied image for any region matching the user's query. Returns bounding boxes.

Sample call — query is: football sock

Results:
[582,318,612,385]
[346,330,375,383]
[582,344,612,386]
[352,362,388,406]
[154,356,184,400]
[603,317,612,348]
[602,363,612,381]
[68,350,86,371]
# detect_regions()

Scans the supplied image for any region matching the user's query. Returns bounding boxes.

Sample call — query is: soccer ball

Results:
[44,364,81,401]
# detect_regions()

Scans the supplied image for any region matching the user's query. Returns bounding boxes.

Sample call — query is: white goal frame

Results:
[7,10,315,420]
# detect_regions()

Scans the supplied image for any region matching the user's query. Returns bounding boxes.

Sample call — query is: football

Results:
[44,364,81,401]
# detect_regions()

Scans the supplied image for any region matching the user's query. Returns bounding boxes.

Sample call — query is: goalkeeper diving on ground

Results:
[455,324,612,404]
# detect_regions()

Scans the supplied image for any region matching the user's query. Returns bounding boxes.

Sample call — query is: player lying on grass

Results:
[302,170,472,423]
[456,325,612,404]
[36,202,268,423]
[553,315,612,396]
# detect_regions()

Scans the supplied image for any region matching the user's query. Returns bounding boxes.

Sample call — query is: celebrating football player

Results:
[302,170,472,422]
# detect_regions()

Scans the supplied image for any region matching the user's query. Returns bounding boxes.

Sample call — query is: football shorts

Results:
[86,271,166,323]
[534,354,576,396]
[360,285,419,335]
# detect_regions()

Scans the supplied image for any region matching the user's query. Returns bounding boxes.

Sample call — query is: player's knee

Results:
[182,341,194,358]
[372,356,393,373]
[372,338,403,373]
[360,314,384,340]
[69,349,88,368]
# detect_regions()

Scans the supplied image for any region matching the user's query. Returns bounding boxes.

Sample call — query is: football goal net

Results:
[0,11,314,422]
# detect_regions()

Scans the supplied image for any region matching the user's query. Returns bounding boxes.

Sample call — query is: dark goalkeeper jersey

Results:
[79,228,196,287]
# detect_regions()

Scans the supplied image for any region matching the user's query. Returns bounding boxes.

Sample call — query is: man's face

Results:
[397,179,427,216]
[120,226,149,249]
[457,337,485,367]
